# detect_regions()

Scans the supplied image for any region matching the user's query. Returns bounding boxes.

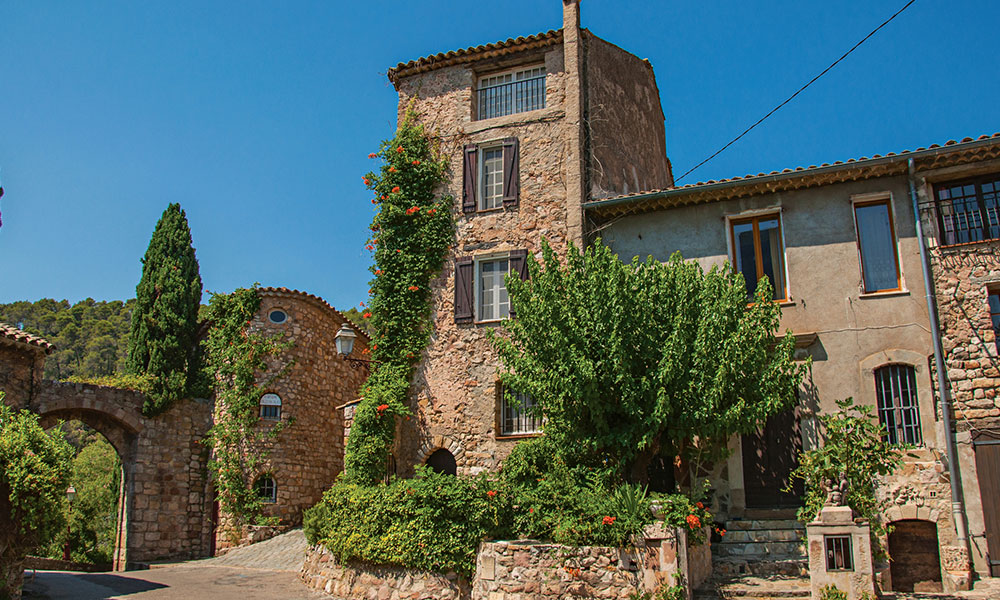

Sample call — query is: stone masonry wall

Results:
[215,289,368,552]
[583,31,672,199]
[393,44,574,476]
[0,342,45,409]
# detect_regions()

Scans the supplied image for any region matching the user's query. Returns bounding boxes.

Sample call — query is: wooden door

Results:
[974,429,1000,577]
[742,406,803,508]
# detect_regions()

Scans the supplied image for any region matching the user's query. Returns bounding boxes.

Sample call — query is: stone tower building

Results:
[386,0,672,475]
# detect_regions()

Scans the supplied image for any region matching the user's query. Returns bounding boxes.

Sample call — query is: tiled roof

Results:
[0,321,55,353]
[257,287,371,342]
[585,133,1000,220]
[388,29,563,84]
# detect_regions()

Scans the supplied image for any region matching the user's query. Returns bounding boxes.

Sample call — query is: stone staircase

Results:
[695,515,810,600]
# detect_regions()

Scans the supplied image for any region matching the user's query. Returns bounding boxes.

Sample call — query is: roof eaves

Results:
[0,322,55,354]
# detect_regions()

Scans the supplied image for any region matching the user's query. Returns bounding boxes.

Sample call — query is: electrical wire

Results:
[674,0,918,185]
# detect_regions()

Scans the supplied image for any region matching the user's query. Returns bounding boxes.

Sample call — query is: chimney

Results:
[563,0,581,37]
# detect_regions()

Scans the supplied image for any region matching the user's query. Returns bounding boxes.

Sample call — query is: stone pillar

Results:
[806,506,875,600]
[562,0,586,248]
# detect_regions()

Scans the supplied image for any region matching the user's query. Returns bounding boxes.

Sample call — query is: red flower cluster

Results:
[375,269,383,275]
[396,146,404,153]
[391,186,401,193]
[486,490,497,498]
[407,285,419,291]
[714,527,727,537]
[686,514,701,529]
[412,160,421,165]
[368,153,376,159]
[388,167,397,173]
[427,208,437,215]
[602,516,616,525]
[366,244,374,251]
[362,311,372,319]
[376,403,389,415]
[405,206,420,215]
[362,177,369,185]
[696,502,704,509]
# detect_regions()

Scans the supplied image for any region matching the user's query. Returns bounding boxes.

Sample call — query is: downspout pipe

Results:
[908,157,971,555]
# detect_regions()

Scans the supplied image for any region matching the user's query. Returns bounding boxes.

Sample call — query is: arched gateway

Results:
[0,324,214,569]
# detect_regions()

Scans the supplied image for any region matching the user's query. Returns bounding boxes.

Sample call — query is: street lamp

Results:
[63,485,76,561]
[335,323,376,373]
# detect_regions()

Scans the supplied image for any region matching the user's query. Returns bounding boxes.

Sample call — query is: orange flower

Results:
[696,502,704,509]
[427,208,436,215]
[388,167,396,173]
[376,403,389,414]
[602,516,616,525]
[366,244,374,251]
[375,269,382,275]
[406,206,420,215]
[686,514,701,529]
[359,302,365,307]
[486,490,497,498]
[408,285,419,291]
[362,177,369,185]
[392,186,401,193]
[412,159,421,165]
[368,153,376,159]
[396,145,404,153]
[362,311,372,319]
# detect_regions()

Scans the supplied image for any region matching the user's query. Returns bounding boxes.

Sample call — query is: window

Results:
[260,393,281,420]
[498,386,542,436]
[462,139,519,213]
[933,174,1000,245]
[875,365,922,445]
[268,309,287,324]
[989,290,1000,353]
[854,199,901,293]
[825,535,854,571]
[730,214,787,301]
[477,65,546,120]
[254,476,277,503]
[454,250,528,324]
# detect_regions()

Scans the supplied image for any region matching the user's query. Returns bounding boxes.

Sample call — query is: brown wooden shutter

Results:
[507,249,529,318]
[502,137,519,207]
[463,145,478,213]
[454,256,474,323]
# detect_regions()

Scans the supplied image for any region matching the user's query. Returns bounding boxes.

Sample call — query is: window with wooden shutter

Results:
[507,249,529,317]
[502,137,520,207]
[462,145,478,213]
[454,257,474,323]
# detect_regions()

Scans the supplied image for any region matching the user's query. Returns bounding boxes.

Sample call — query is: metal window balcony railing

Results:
[477,76,546,120]
[919,200,1000,246]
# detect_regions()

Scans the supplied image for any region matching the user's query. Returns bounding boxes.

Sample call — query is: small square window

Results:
[260,393,282,420]
[825,535,853,571]
[498,386,542,436]
[255,476,277,504]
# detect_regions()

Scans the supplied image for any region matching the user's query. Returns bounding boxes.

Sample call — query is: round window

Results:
[268,309,287,324]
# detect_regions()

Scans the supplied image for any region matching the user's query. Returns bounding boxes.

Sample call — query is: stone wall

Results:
[0,342,45,409]
[215,288,368,551]
[300,544,468,600]
[583,31,672,199]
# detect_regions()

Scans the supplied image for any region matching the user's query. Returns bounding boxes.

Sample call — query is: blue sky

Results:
[2,1,997,311]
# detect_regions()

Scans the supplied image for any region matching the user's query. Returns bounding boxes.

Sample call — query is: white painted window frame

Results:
[474,252,512,323]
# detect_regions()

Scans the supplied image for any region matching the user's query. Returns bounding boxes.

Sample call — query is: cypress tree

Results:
[126,203,203,415]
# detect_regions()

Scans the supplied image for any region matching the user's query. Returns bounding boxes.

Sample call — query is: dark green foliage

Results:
[789,397,903,558]
[0,394,74,590]
[344,108,453,484]
[491,238,807,483]
[304,468,510,578]
[126,203,203,415]
[0,298,134,380]
[341,307,374,336]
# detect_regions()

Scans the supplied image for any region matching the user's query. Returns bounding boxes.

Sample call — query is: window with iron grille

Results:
[477,66,546,120]
[825,535,853,571]
[933,175,1000,245]
[255,476,277,503]
[499,387,542,436]
[875,365,922,445]
[990,289,1000,354]
[260,393,281,420]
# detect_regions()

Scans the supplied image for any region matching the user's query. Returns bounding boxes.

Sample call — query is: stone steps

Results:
[712,518,808,579]
[694,575,810,600]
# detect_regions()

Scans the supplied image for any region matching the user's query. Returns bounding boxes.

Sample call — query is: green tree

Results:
[341,307,374,336]
[491,239,807,485]
[789,397,903,557]
[0,393,74,598]
[125,203,203,415]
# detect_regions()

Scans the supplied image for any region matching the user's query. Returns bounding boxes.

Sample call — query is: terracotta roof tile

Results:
[0,322,55,353]
[585,132,1000,218]
[257,287,371,341]
[388,30,563,84]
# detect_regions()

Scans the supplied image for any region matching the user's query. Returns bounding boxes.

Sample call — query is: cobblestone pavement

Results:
[205,528,310,571]
[880,576,1000,600]
[21,529,319,599]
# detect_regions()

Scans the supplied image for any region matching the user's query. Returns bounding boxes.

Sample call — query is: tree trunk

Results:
[0,548,26,600]
[629,434,662,485]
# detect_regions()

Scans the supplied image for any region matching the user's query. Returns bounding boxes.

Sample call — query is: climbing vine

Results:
[343,108,453,484]
[203,285,293,531]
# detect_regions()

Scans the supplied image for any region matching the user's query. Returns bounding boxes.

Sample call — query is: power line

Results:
[674,0,918,185]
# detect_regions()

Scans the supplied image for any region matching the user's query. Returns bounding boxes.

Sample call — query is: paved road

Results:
[22,529,320,600]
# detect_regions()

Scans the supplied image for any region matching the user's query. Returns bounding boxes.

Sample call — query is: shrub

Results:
[304,467,511,578]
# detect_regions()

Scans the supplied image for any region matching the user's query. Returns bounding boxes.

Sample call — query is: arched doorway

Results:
[425,448,457,476]
[888,520,943,592]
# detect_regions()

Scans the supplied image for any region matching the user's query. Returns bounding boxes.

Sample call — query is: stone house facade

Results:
[214,287,369,552]
[386,0,671,477]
